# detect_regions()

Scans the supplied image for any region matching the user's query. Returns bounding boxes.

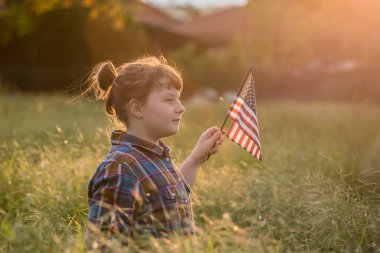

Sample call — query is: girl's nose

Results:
[177,102,185,113]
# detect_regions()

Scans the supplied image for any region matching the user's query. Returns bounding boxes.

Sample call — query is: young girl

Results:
[84,55,225,249]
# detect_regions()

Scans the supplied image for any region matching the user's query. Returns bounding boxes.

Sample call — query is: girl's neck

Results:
[126,128,160,145]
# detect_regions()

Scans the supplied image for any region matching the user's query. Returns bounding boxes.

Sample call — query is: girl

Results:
[84,55,225,249]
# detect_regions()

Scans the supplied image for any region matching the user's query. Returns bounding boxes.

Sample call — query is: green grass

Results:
[0,93,379,252]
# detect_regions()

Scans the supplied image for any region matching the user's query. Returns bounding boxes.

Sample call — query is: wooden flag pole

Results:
[206,66,253,161]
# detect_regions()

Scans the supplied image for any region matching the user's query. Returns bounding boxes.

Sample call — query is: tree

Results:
[0,0,140,46]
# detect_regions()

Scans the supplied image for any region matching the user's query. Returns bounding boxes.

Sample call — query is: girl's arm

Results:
[86,161,141,248]
[179,127,225,188]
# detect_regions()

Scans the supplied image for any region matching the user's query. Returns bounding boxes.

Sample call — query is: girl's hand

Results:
[190,126,226,165]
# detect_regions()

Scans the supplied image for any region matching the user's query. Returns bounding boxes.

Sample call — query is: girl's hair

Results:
[81,55,183,130]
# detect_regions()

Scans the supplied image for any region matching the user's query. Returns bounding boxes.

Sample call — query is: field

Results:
[0,94,379,252]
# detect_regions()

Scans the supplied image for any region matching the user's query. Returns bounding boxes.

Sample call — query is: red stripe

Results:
[252,144,259,158]
[253,145,259,157]
[246,137,253,151]
[238,129,245,144]
[226,122,236,140]
[249,143,254,153]
[227,122,235,137]
[236,129,243,145]
[247,140,252,152]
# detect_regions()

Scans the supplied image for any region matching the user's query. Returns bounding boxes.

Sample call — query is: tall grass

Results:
[0,94,379,252]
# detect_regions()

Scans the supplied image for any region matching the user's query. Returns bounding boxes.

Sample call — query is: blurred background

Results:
[1,0,379,102]
[1,1,380,252]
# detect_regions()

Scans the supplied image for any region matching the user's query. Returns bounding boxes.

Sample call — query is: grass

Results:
[0,93,379,252]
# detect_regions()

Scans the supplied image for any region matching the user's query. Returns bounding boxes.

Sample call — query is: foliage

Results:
[0,0,140,45]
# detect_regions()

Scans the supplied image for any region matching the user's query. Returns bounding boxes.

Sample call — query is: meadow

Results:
[0,93,379,252]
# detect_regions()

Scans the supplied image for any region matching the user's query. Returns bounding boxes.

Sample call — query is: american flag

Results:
[226,69,262,160]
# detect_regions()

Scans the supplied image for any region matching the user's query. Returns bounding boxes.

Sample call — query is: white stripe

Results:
[247,140,253,152]
[241,135,248,147]
[228,110,238,120]
[252,145,258,154]
[229,122,239,138]
[236,130,243,143]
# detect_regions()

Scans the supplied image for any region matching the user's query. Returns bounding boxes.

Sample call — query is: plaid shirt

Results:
[86,130,197,244]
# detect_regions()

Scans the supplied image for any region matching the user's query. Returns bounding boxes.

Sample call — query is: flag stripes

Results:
[224,69,262,160]
[227,97,260,145]
[227,121,262,160]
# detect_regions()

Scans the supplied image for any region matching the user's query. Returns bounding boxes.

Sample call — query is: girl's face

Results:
[142,85,185,138]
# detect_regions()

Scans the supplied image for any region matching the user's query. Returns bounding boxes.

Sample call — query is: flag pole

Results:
[206,66,253,161]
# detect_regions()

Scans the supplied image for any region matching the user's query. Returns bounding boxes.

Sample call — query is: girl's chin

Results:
[160,126,179,137]
[169,125,180,134]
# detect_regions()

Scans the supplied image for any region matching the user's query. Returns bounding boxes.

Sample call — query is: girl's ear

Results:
[128,98,144,118]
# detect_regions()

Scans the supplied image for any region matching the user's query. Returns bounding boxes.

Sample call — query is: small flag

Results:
[226,68,262,160]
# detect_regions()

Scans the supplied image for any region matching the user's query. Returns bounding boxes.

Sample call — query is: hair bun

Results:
[98,61,117,91]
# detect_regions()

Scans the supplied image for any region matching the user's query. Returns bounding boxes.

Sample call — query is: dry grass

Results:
[0,94,379,252]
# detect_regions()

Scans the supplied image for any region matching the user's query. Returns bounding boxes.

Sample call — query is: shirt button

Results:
[171,192,176,197]
[165,157,170,162]
[178,177,181,181]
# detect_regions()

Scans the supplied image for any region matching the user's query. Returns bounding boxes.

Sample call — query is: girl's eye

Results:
[165,98,181,103]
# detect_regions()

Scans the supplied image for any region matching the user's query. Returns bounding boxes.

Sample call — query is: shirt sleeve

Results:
[87,161,141,241]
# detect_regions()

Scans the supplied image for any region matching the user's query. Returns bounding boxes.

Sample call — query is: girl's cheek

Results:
[152,102,165,114]
[154,103,173,119]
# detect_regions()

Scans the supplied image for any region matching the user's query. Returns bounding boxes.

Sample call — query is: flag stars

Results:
[242,74,257,112]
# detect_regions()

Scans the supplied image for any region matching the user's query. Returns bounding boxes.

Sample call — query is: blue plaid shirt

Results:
[86,130,196,247]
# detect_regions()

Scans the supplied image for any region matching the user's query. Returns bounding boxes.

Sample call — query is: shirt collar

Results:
[110,130,172,157]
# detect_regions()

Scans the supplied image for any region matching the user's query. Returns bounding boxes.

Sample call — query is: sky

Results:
[144,0,247,9]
